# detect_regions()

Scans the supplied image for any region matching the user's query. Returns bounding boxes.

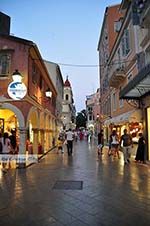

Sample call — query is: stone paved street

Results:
[0,140,150,226]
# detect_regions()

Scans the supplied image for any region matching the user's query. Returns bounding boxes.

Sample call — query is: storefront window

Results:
[129,122,143,143]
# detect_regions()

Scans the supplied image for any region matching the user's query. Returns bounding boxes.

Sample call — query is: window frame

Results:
[0,51,11,78]
[65,94,69,101]
[121,28,130,57]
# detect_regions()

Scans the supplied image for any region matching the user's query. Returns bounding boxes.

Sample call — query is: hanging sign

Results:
[7,81,27,100]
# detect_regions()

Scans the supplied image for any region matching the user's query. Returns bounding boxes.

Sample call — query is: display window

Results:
[129,122,143,143]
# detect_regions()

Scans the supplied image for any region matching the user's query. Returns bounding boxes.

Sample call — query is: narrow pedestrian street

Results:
[0,140,150,226]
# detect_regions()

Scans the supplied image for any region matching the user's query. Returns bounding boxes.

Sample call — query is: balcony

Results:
[139,0,150,28]
[140,29,150,48]
[131,0,150,28]
[108,63,126,88]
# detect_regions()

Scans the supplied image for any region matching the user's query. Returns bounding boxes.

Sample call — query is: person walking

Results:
[135,133,145,164]
[120,129,133,165]
[66,128,74,156]
[9,129,18,154]
[1,132,11,173]
[88,130,93,144]
[97,129,104,155]
[74,130,78,142]
[57,135,64,154]
[110,130,120,159]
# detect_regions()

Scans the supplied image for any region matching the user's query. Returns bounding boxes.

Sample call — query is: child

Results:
[57,137,64,153]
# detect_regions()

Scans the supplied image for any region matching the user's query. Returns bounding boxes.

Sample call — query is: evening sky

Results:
[1,0,119,112]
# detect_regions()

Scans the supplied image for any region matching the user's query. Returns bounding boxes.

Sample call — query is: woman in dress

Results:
[135,133,145,163]
[110,130,120,159]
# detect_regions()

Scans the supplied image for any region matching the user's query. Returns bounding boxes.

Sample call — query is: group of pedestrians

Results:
[108,129,136,165]
[56,127,146,165]
[0,130,18,173]
[57,128,74,156]
[97,128,145,165]
[56,128,94,156]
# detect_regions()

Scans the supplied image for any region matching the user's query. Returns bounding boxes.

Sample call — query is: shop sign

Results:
[7,81,27,100]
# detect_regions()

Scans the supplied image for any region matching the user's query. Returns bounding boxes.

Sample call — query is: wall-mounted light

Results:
[8,69,27,100]
[96,114,99,118]
[45,88,52,98]
[12,69,23,82]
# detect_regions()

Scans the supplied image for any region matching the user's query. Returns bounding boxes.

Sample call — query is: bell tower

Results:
[62,76,76,130]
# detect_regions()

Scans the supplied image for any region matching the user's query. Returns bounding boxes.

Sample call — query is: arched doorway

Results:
[27,107,38,154]
[0,103,26,164]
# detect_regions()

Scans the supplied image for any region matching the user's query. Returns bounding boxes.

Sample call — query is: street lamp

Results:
[7,69,27,100]
[12,69,23,82]
[45,88,52,98]
[96,114,100,119]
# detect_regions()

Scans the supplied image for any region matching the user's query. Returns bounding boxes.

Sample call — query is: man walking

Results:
[120,129,133,164]
[97,129,104,155]
[66,128,74,156]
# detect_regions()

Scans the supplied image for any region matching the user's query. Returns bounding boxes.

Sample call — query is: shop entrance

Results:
[0,109,19,135]
[0,108,19,169]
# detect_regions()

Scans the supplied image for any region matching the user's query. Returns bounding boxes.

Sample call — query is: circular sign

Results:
[7,81,27,100]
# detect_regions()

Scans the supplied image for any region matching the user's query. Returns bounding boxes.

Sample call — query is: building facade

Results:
[86,94,95,131]
[0,13,57,165]
[98,0,150,160]
[61,77,76,130]
[93,88,101,134]
[44,61,64,133]
[97,4,123,142]
[119,0,150,160]
[85,89,101,134]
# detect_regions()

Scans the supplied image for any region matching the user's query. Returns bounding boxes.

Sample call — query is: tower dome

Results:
[64,76,71,87]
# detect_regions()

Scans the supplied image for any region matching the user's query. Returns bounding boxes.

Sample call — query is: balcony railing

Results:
[139,0,150,28]
[132,0,150,28]
[108,62,126,88]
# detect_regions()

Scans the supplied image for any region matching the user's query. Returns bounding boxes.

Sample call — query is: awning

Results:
[104,110,142,125]
[119,63,150,99]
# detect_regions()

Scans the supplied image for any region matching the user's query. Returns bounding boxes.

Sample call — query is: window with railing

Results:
[0,53,11,77]
[121,29,130,56]
[137,51,146,71]
[114,20,122,33]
